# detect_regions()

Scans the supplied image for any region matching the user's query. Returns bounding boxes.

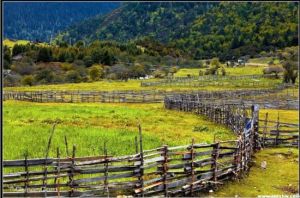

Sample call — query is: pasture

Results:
[174,65,265,77]
[214,109,299,196]
[3,65,299,196]
[3,101,234,160]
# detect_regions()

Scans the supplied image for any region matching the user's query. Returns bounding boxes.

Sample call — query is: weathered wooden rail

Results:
[141,74,282,87]
[259,113,299,147]
[3,90,298,196]
[3,139,243,197]
[2,83,296,105]
[142,80,281,88]
[4,101,260,197]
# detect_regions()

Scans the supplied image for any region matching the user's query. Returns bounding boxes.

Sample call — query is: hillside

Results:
[57,2,215,43]
[3,2,120,42]
[57,2,298,60]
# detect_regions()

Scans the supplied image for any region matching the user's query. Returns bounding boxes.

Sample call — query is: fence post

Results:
[211,142,220,189]
[190,138,195,196]
[162,145,169,197]
[262,113,268,148]
[24,151,29,196]
[103,142,109,197]
[275,113,280,145]
[69,145,76,197]
[65,136,69,157]
[55,147,61,197]
[136,125,144,197]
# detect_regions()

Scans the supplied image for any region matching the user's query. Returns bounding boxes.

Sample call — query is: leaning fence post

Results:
[43,123,57,197]
[64,135,69,157]
[135,136,139,154]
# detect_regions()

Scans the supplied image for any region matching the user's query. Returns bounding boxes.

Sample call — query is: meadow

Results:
[3,38,48,49]
[4,65,287,92]
[3,65,298,196]
[174,65,265,77]
[3,100,234,160]
[214,109,299,196]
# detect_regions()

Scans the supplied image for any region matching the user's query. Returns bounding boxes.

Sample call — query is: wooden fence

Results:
[4,90,298,196]
[259,113,299,147]
[2,84,295,104]
[3,139,243,197]
[141,74,281,87]
[3,101,259,197]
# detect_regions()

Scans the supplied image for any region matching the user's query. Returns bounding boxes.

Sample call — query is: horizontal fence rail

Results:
[3,84,297,107]
[3,84,298,196]
[141,74,282,87]
[4,96,262,197]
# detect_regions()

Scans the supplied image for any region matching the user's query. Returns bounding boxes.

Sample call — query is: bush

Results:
[263,66,284,78]
[37,47,52,62]
[153,69,166,78]
[61,63,73,71]
[21,75,34,86]
[221,67,226,76]
[130,63,146,78]
[88,64,104,81]
[199,70,204,76]
[11,57,36,75]
[168,66,178,77]
[107,73,118,80]
[83,56,93,67]
[35,69,55,83]
[65,70,81,83]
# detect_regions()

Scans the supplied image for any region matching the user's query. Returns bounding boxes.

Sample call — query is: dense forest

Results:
[3,2,120,42]
[57,2,298,60]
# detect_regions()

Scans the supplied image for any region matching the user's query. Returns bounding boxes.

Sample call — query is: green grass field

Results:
[213,109,299,196]
[3,39,48,49]
[3,101,234,160]
[3,39,30,48]
[4,66,286,92]
[3,61,298,196]
[174,65,265,77]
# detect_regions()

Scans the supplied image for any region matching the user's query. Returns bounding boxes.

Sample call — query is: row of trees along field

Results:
[3,39,201,86]
[3,38,298,87]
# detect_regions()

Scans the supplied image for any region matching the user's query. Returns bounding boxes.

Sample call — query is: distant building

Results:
[12,54,23,61]
[3,69,12,77]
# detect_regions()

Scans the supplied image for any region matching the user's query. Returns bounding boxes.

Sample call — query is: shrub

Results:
[89,64,104,81]
[61,63,73,71]
[153,69,166,78]
[130,63,146,78]
[169,66,178,75]
[65,70,81,83]
[263,66,284,78]
[199,70,204,76]
[21,75,34,86]
[221,67,226,76]
[107,73,118,80]
[83,56,93,67]
[35,69,55,83]
[11,57,36,75]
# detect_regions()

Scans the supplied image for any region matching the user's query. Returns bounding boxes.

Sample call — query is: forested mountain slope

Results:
[3,2,120,42]
[57,2,298,59]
